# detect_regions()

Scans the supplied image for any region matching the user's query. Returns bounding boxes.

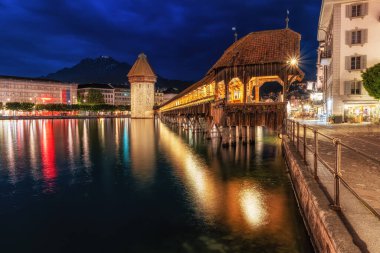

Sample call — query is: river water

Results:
[0,119,313,252]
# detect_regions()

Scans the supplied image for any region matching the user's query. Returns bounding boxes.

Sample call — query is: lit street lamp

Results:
[283,57,300,102]
[288,57,298,67]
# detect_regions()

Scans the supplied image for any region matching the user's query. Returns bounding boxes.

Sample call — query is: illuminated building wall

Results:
[0,75,77,104]
[78,84,130,106]
[128,53,157,119]
[318,0,380,119]
[154,92,178,106]
[114,88,130,106]
[78,84,115,105]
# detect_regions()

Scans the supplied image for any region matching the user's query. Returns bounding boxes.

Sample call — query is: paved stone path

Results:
[293,121,380,253]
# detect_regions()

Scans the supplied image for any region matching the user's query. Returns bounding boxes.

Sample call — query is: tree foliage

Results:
[6,102,34,111]
[362,63,380,99]
[34,103,129,112]
[86,89,105,104]
[2,102,129,113]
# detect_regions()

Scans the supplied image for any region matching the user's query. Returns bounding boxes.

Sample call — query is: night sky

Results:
[0,0,321,81]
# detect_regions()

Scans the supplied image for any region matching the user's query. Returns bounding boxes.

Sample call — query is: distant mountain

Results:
[44,56,192,91]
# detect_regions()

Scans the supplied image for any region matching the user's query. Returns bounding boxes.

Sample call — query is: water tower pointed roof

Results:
[128,53,157,83]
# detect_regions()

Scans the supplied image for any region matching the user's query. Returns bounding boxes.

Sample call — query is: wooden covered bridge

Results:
[157,28,304,146]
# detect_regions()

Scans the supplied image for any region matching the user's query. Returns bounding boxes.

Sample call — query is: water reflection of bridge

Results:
[158,122,291,235]
[158,29,304,147]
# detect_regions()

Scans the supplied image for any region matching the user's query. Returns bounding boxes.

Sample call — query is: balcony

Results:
[320,50,332,66]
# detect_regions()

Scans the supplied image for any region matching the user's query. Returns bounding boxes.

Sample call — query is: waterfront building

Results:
[154,91,178,106]
[0,75,77,104]
[78,84,130,106]
[78,83,115,104]
[318,0,380,122]
[114,87,130,106]
[154,91,164,106]
[128,53,157,118]
[163,93,177,104]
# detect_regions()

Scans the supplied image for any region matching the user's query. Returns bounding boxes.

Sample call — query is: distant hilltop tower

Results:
[128,53,157,119]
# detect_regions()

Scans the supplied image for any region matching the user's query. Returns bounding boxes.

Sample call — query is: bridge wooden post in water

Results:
[157,29,304,147]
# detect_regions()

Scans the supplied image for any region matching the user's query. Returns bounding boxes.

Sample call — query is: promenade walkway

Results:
[293,120,380,253]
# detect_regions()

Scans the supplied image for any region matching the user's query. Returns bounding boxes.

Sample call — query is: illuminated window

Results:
[234,91,240,99]
[345,80,362,95]
[351,56,361,69]
[352,4,362,17]
[351,81,361,95]
[346,29,367,46]
[351,30,362,44]
[347,3,368,18]
[346,55,366,71]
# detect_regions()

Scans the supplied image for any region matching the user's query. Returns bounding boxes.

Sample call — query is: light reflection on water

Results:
[158,123,292,237]
[0,119,312,252]
[130,119,156,185]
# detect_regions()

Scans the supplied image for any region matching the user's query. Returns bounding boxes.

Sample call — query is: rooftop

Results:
[78,83,114,89]
[127,53,157,80]
[0,74,74,84]
[209,29,301,72]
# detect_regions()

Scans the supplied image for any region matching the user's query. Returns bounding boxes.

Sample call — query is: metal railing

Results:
[285,119,380,219]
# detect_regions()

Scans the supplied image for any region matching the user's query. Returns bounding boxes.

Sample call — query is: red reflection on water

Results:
[40,121,57,182]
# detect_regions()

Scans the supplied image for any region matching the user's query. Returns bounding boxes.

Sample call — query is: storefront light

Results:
[287,102,291,114]
[311,92,323,102]
[327,98,333,115]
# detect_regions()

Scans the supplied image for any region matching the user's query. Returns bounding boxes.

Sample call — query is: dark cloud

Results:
[0,0,321,80]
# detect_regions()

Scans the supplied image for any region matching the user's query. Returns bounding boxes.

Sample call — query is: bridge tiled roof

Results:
[209,29,301,73]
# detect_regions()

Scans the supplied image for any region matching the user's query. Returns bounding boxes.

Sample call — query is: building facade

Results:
[114,88,130,106]
[128,53,157,118]
[154,92,164,106]
[78,84,130,106]
[78,84,114,104]
[154,92,179,106]
[318,0,380,122]
[0,75,77,104]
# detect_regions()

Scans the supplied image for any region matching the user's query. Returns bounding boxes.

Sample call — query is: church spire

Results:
[285,10,290,29]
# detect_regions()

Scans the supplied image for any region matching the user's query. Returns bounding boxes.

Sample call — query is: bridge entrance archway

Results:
[247,76,284,103]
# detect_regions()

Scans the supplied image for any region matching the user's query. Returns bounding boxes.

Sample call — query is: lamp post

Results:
[284,57,299,102]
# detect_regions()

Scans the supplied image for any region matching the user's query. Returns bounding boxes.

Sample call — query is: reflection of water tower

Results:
[128,53,157,119]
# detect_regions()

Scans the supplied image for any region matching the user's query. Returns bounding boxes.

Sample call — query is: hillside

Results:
[44,56,192,91]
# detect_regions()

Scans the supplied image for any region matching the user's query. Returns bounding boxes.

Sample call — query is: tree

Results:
[362,63,380,99]
[6,102,22,111]
[19,102,34,111]
[86,89,105,104]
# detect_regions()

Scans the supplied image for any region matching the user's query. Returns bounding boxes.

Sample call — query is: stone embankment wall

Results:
[283,137,360,253]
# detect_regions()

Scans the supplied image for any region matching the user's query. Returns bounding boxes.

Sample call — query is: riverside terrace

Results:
[157,28,304,146]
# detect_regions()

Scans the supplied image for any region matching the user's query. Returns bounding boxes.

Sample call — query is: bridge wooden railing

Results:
[159,95,215,113]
